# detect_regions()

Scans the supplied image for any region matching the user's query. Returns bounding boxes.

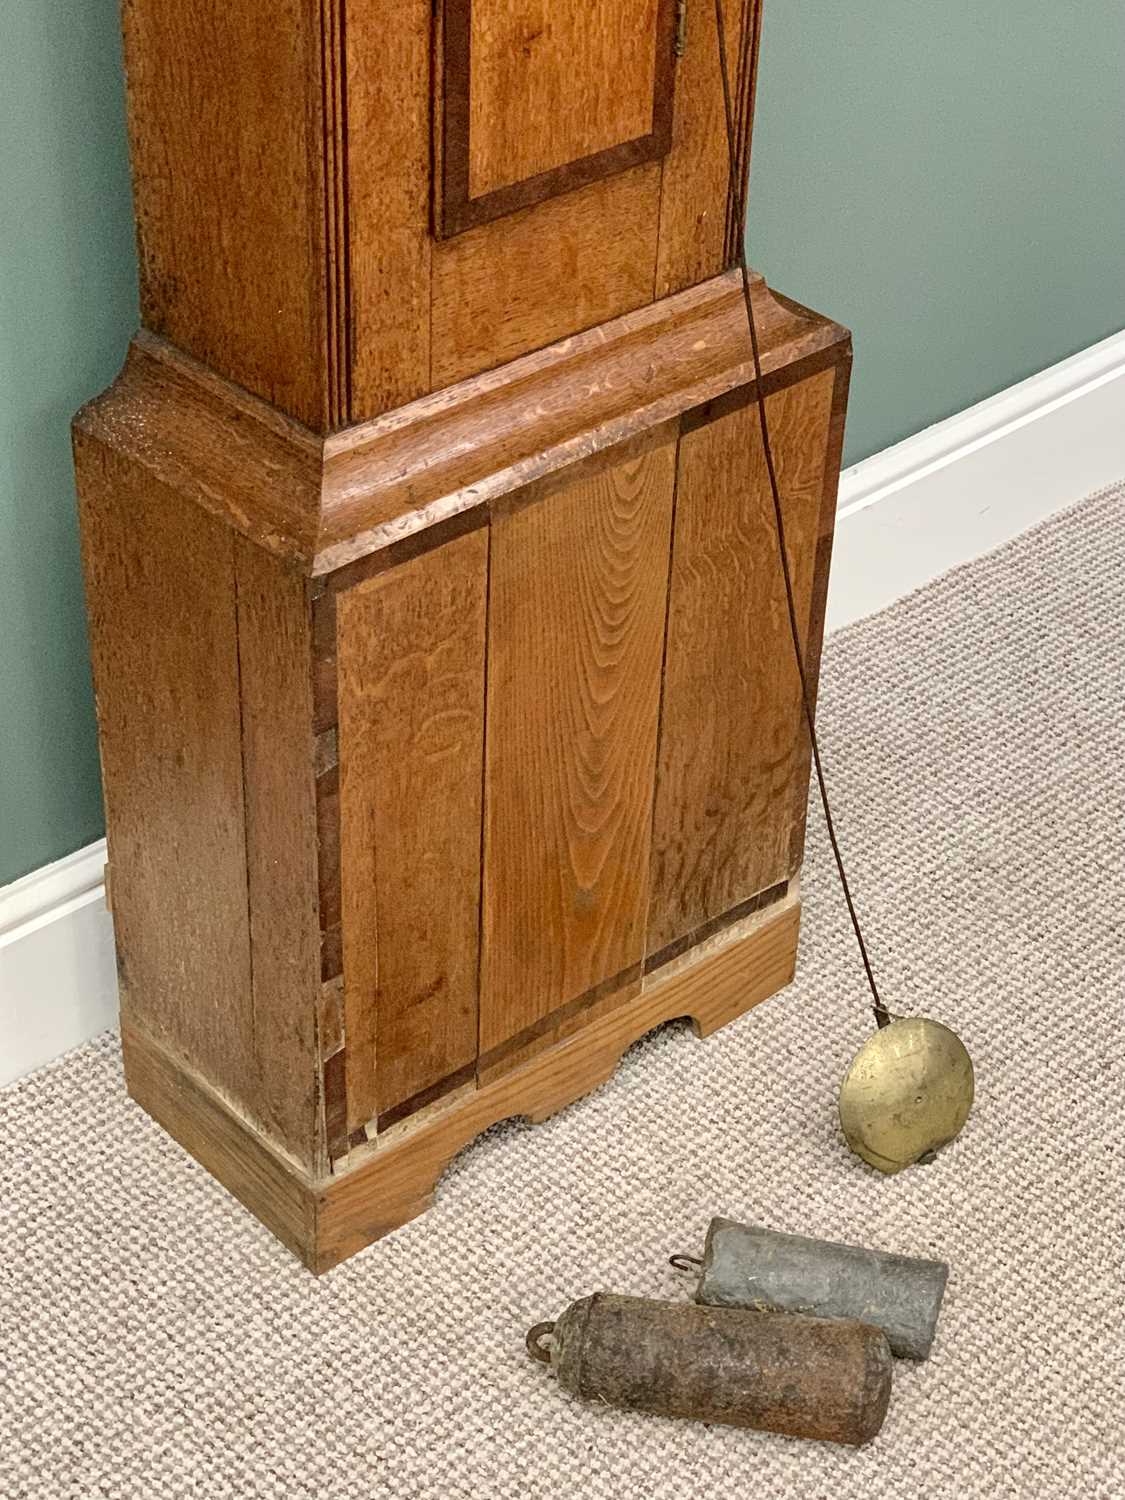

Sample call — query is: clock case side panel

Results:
[73,422,328,1177]
[120,0,337,430]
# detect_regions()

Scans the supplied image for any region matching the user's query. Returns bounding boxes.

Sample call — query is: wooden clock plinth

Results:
[75,0,850,1270]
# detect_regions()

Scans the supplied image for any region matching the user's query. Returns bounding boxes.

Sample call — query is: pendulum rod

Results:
[713,0,891,1030]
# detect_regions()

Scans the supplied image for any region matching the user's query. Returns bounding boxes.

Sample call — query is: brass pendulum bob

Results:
[839,1017,975,1174]
[712,0,975,1172]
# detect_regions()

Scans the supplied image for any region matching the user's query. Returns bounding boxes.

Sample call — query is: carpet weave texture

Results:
[3,483,1123,1498]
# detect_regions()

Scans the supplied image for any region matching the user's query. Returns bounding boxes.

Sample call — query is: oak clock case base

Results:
[122,897,802,1274]
[74,270,850,1270]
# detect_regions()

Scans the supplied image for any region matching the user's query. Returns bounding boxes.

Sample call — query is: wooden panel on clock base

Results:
[77,267,850,1269]
[122,897,800,1274]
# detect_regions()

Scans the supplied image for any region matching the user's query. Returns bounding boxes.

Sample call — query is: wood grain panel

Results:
[338,530,489,1134]
[468,0,658,196]
[656,0,760,297]
[477,966,642,1085]
[75,435,256,1115]
[648,369,835,954]
[347,0,433,420]
[121,0,328,429]
[789,354,851,872]
[432,165,663,389]
[234,541,324,1170]
[480,430,677,1056]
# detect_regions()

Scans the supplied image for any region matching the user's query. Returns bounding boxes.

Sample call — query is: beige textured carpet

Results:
[3,483,1124,1499]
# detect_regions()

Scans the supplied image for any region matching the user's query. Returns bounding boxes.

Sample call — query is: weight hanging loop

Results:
[668,1254,704,1273]
[525,1321,556,1365]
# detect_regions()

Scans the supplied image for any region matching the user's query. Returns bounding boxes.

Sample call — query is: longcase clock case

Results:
[74,0,851,1270]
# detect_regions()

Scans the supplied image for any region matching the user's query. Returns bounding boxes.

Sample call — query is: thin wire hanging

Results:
[712,0,890,1031]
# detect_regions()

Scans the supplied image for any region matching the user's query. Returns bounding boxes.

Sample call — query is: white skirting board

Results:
[2,329,1123,1086]
[1,840,117,1086]
[827,328,1125,633]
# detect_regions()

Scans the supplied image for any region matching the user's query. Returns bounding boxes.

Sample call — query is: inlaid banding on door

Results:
[437,0,680,237]
[644,879,790,974]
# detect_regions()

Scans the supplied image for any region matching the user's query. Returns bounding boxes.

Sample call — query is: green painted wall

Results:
[1,1,136,886]
[2,2,1124,885]
[750,1,1125,462]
